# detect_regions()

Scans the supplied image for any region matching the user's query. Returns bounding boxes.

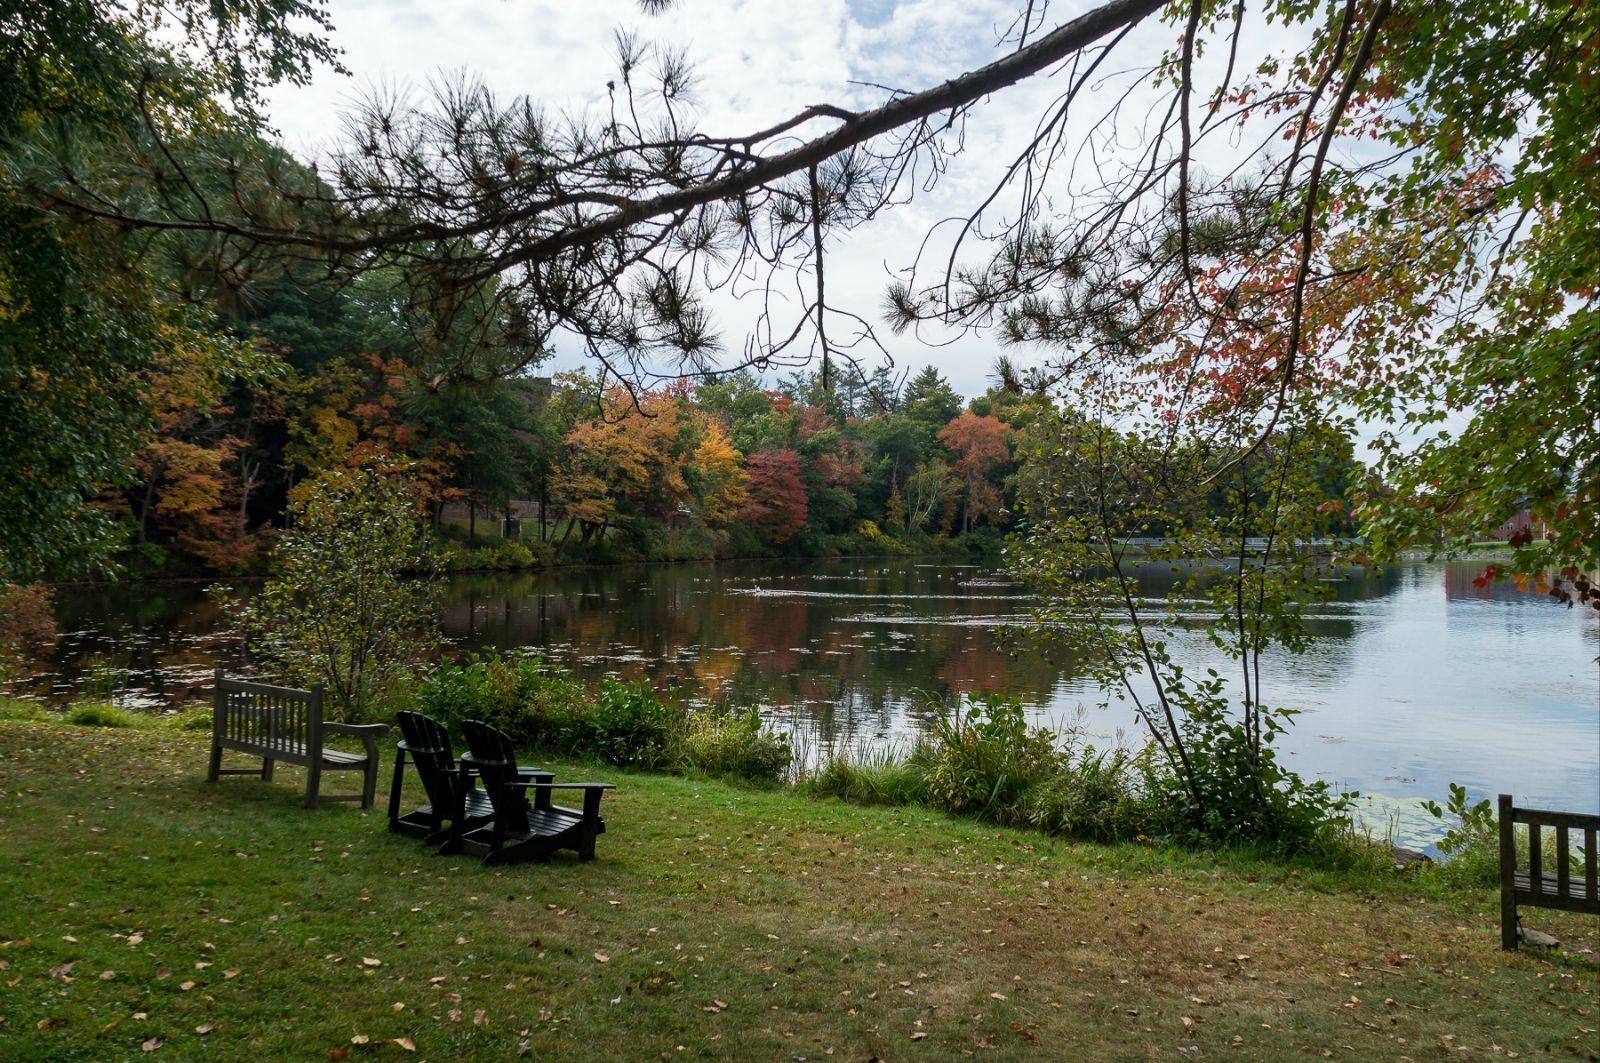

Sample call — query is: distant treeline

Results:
[102,267,1044,576]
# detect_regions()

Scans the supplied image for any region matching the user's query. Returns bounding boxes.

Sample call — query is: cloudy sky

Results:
[263,1,1262,398]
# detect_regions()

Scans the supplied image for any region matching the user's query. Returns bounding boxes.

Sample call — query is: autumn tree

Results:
[938,412,1012,533]
[738,449,808,545]
[552,388,688,545]
[686,417,748,530]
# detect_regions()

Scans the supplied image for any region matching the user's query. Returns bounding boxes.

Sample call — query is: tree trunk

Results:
[539,476,548,542]
[136,475,156,544]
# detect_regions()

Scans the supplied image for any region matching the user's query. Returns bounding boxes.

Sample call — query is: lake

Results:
[16,558,1599,844]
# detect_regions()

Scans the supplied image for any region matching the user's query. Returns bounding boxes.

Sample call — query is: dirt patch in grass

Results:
[0,720,1593,1060]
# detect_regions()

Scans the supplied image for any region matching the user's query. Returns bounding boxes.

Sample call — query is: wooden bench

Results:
[207,670,389,809]
[1498,794,1599,950]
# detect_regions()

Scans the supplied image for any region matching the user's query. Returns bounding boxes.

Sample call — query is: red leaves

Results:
[738,449,808,544]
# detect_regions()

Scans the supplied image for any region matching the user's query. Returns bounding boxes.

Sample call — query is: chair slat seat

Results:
[223,738,367,766]
[1513,871,1598,911]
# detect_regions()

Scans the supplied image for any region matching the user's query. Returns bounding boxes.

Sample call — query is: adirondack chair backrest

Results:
[214,672,319,754]
[461,719,529,832]
[396,711,459,812]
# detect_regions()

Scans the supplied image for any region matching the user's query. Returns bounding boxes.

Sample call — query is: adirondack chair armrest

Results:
[323,722,391,760]
[507,781,613,820]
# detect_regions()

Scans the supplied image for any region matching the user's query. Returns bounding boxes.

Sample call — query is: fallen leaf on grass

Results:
[593,952,610,963]
[195,1023,216,1035]
[361,958,381,967]
[179,981,196,991]
[391,1037,415,1051]
[350,1034,369,1044]
[141,1038,162,1052]
[909,1031,927,1041]
[327,1049,349,1060]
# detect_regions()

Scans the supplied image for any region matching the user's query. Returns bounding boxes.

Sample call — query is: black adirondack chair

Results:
[447,718,614,865]
[387,711,550,845]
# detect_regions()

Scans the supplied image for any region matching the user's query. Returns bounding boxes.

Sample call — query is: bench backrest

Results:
[213,670,323,754]
[1499,794,1600,911]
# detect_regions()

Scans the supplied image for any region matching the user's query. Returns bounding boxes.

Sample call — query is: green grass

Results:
[0,719,1595,1061]
[61,701,140,728]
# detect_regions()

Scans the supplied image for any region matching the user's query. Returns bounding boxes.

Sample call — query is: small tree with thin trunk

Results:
[224,465,437,721]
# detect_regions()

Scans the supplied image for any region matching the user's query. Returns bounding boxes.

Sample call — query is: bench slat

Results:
[1529,822,1541,893]
[1515,872,1600,913]
[1557,825,1570,898]
[1511,806,1600,830]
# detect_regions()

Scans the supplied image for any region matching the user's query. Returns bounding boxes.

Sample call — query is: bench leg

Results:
[361,760,378,810]
[206,742,222,783]
[305,761,322,810]
[1498,794,1518,950]
[261,757,274,782]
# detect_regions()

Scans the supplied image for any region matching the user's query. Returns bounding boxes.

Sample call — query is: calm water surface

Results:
[19,559,1599,843]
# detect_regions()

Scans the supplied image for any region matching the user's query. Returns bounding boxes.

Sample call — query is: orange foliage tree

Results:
[937,412,1012,533]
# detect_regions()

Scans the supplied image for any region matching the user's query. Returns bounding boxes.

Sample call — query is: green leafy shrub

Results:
[1421,783,1501,890]
[922,695,1063,825]
[413,653,587,750]
[413,654,793,780]
[587,678,678,768]
[675,707,791,783]
[222,466,437,721]
[1136,673,1353,853]
[64,701,138,728]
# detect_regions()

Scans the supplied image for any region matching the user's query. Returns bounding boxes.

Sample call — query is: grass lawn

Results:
[0,719,1594,1061]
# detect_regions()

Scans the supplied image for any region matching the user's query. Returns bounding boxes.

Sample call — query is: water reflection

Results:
[15,558,1598,840]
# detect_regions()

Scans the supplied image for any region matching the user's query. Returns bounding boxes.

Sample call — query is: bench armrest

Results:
[324,722,389,765]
